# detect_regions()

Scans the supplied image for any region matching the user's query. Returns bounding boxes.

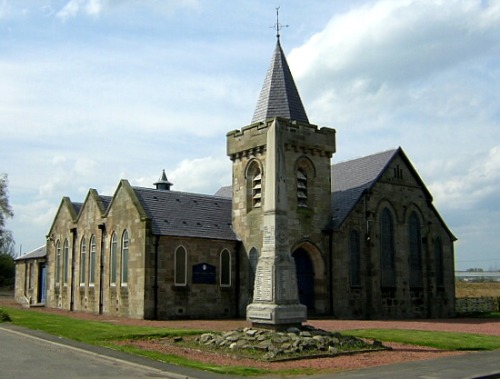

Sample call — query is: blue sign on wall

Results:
[192,263,216,284]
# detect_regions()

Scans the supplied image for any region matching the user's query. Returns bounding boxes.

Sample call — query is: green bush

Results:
[0,308,11,322]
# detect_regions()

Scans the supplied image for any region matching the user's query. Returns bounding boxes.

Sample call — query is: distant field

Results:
[456,281,500,298]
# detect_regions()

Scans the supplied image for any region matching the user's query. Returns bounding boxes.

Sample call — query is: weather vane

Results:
[272,6,288,41]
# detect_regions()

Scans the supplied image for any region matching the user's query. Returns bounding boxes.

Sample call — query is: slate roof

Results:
[331,149,399,229]
[98,195,113,213]
[15,245,46,261]
[72,202,83,216]
[214,185,232,198]
[133,187,238,241]
[251,40,309,124]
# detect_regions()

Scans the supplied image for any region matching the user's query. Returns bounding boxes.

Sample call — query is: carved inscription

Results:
[248,310,272,320]
[253,264,273,302]
[278,266,296,301]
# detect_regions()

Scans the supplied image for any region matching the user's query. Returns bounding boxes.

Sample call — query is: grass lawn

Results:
[0,305,275,376]
[1,305,500,376]
[346,329,500,351]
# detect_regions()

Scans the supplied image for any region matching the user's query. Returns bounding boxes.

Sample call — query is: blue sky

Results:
[2,0,500,270]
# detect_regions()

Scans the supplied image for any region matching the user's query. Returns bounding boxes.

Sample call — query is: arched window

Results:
[121,230,129,286]
[297,168,308,207]
[174,246,187,286]
[80,237,87,285]
[246,161,262,211]
[55,240,61,285]
[435,237,444,287]
[89,235,96,285]
[220,249,231,287]
[349,230,361,287]
[380,208,396,288]
[409,212,423,288]
[63,239,69,284]
[252,170,262,208]
[248,248,258,294]
[110,232,117,285]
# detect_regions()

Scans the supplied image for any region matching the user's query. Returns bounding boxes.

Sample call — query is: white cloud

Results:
[289,0,500,135]
[56,0,201,21]
[168,156,231,195]
[39,156,99,198]
[57,0,103,21]
[428,145,500,211]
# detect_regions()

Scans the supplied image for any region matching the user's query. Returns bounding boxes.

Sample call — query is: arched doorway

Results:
[292,248,315,309]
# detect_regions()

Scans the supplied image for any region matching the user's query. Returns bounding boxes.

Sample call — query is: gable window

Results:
[80,237,87,285]
[380,208,396,288]
[220,249,231,287]
[56,240,61,285]
[89,235,96,285]
[297,169,308,207]
[63,239,69,284]
[409,212,423,288]
[110,232,117,286]
[174,246,187,286]
[435,237,444,288]
[393,164,404,180]
[121,230,129,286]
[349,230,361,287]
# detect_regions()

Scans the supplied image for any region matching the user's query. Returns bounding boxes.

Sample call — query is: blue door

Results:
[38,264,46,304]
[292,249,315,309]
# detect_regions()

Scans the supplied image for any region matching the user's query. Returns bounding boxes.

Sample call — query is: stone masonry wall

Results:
[331,155,456,319]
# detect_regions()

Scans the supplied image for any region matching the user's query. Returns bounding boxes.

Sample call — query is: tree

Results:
[0,174,15,287]
[0,174,14,240]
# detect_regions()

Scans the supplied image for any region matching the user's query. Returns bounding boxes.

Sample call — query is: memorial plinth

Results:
[246,119,307,329]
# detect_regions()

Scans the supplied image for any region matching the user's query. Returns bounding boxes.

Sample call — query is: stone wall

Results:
[455,297,500,314]
[152,236,239,320]
[331,155,456,319]
[14,258,45,306]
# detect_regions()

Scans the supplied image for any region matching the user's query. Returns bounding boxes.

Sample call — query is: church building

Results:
[16,38,456,320]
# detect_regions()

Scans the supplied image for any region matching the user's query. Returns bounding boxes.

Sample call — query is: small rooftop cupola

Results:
[251,33,309,124]
[154,169,173,191]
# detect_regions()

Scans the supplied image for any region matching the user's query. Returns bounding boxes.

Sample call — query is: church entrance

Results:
[292,248,315,309]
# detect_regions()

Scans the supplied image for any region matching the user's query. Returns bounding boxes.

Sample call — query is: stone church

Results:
[15,39,456,320]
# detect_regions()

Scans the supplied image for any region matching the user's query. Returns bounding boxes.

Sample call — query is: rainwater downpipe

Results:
[363,190,374,318]
[98,223,106,315]
[235,242,241,318]
[154,235,160,320]
[70,227,77,312]
[328,229,333,316]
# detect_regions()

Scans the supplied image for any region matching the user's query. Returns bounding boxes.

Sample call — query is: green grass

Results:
[0,306,200,343]
[2,305,500,376]
[0,306,273,376]
[345,329,500,351]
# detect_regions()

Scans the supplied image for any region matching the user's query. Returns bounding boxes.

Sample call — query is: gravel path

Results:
[2,297,499,373]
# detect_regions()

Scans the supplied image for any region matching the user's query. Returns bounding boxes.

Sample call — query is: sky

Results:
[1,0,499,271]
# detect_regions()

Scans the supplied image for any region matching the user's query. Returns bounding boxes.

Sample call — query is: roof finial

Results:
[273,6,288,41]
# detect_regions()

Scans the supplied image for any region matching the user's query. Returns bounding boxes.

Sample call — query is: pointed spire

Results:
[251,40,309,124]
[154,169,173,191]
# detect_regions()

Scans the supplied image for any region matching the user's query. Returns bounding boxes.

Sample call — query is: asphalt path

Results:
[0,326,191,379]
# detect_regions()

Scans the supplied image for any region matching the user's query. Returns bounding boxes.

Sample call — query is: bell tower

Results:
[227,35,335,328]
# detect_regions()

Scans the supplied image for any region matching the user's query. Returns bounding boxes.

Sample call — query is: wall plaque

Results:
[192,263,216,284]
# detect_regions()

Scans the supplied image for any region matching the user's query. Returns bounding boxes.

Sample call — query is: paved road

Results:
[0,326,191,379]
[1,323,500,379]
